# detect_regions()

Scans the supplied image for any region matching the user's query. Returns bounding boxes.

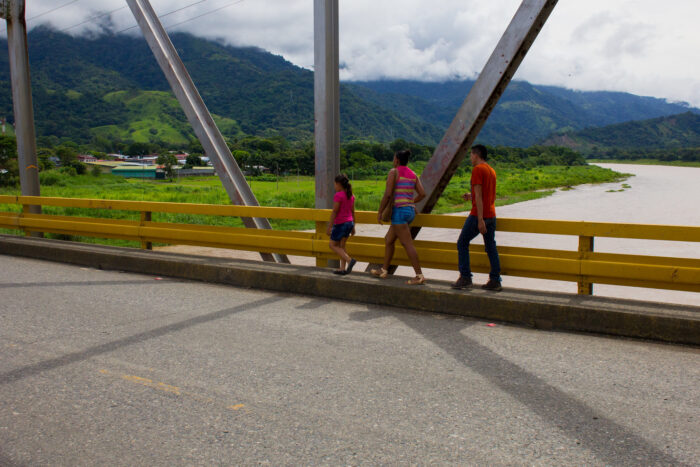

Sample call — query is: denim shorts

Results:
[330,221,354,241]
[391,206,416,225]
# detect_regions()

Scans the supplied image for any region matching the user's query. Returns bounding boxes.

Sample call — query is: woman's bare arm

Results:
[351,202,356,235]
[413,178,426,204]
[377,169,397,214]
[327,201,340,235]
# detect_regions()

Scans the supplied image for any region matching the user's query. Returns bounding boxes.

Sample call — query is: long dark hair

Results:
[335,173,352,199]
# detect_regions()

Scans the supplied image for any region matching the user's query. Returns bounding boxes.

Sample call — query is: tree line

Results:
[590,147,700,162]
[1,133,592,187]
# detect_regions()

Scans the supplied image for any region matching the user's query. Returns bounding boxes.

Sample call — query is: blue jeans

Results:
[457,215,501,282]
[330,221,354,241]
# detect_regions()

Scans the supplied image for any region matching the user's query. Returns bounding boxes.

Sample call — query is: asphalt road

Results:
[1,255,698,466]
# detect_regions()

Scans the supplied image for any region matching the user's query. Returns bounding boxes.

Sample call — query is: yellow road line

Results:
[99,369,246,413]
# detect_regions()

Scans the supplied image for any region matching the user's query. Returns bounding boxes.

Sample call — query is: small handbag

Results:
[380,169,397,222]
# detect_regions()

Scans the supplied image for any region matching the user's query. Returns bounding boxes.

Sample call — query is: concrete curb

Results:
[1,234,698,345]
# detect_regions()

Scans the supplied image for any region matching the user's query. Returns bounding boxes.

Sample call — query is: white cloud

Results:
[6,0,700,106]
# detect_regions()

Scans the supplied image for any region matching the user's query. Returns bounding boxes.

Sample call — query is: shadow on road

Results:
[349,307,684,467]
[0,295,285,386]
[0,279,177,289]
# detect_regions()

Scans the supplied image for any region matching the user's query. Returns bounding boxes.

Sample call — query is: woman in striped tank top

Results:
[371,150,426,285]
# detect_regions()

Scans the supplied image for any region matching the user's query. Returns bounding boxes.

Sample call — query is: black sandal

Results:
[345,258,357,274]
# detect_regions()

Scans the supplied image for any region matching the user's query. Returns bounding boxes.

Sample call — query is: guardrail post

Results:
[20,203,29,237]
[315,221,326,267]
[140,211,152,250]
[578,235,594,295]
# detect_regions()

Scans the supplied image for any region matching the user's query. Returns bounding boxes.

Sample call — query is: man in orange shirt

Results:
[452,144,502,291]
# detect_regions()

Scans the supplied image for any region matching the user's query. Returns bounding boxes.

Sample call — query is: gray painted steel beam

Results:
[416,0,558,218]
[4,0,41,215]
[313,0,340,268]
[125,0,287,263]
[313,0,340,210]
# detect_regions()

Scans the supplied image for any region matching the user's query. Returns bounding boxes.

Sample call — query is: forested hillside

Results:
[349,80,697,146]
[0,27,443,148]
[542,112,700,161]
[0,27,697,150]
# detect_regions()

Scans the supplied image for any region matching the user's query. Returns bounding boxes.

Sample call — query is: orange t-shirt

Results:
[470,163,497,218]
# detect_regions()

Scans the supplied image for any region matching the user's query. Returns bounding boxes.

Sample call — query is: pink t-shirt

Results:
[333,191,355,224]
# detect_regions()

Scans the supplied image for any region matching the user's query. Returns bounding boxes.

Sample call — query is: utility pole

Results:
[2,0,41,216]
[314,0,340,268]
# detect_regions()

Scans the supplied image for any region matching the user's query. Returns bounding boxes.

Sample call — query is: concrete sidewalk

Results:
[1,234,698,345]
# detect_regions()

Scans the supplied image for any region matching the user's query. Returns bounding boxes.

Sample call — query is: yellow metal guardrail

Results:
[1,195,699,295]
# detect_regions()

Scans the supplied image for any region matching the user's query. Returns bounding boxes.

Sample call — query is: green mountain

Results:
[542,112,700,153]
[348,80,698,146]
[0,27,697,149]
[0,27,443,147]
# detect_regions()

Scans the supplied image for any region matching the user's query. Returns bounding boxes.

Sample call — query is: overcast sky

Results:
[6,0,700,107]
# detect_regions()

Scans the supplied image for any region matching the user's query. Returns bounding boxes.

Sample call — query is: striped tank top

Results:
[393,165,417,208]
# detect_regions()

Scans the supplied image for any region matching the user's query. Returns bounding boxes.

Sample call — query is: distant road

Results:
[1,256,698,466]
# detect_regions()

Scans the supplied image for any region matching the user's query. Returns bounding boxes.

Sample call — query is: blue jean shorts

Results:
[330,221,354,241]
[391,206,416,225]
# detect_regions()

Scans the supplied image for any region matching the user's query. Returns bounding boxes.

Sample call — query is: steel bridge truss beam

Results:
[5,0,557,266]
[416,0,559,218]
[3,0,41,218]
[313,0,340,268]
[125,0,287,263]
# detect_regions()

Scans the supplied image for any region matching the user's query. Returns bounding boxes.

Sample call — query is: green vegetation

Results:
[0,162,626,248]
[1,132,626,237]
[0,28,442,148]
[1,28,696,150]
[588,158,700,167]
[0,134,19,186]
[544,113,700,163]
[562,112,700,150]
[349,80,697,147]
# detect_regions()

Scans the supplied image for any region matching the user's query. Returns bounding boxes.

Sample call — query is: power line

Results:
[1,0,81,33]
[117,0,210,34]
[2,0,246,37]
[29,0,81,22]
[59,5,127,33]
[165,0,245,30]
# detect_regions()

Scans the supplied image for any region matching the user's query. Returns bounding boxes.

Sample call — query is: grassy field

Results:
[0,164,627,246]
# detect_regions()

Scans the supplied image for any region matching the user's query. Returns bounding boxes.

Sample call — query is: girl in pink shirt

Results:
[326,174,357,275]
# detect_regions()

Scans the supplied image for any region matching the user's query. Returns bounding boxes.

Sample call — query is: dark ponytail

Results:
[395,149,411,166]
[335,173,352,199]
